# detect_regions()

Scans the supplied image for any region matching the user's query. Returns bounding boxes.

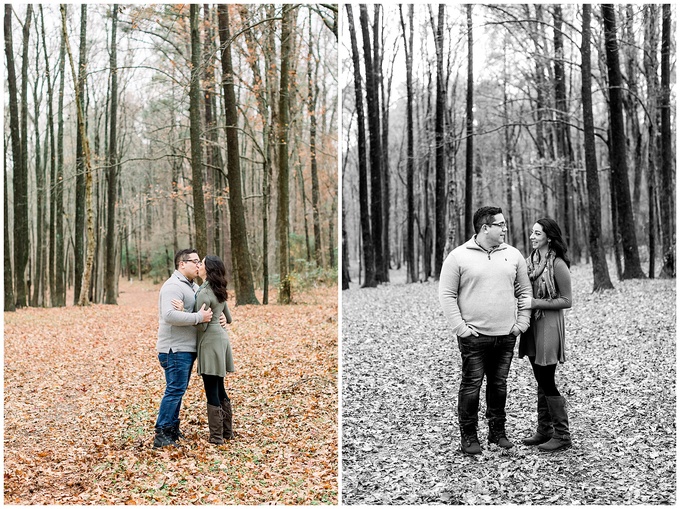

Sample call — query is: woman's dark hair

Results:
[536,218,571,268]
[203,255,228,302]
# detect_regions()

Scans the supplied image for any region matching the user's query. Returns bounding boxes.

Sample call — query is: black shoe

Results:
[488,427,514,449]
[522,431,551,446]
[169,424,184,442]
[461,431,482,455]
[153,429,177,449]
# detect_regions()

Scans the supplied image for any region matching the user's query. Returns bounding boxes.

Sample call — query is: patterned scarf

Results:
[526,249,558,320]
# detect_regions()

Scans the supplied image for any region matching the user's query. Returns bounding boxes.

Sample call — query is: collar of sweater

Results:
[468,236,508,255]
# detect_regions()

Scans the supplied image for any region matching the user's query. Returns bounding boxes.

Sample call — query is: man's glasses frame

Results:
[182,258,202,265]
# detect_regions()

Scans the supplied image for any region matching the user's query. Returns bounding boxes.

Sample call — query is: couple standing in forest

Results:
[439,206,573,455]
[153,248,236,448]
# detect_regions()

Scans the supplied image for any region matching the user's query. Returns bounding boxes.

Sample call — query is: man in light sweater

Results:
[153,248,213,449]
[439,206,532,455]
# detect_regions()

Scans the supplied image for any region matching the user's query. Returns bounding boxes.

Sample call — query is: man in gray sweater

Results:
[153,248,213,448]
[439,206,532,455]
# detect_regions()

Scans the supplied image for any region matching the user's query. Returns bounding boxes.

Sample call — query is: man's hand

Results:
[510,324,521,337]
[198,303,213,323]
[219,313,228,329]
[459,326,479,338]
[171,299,184,311]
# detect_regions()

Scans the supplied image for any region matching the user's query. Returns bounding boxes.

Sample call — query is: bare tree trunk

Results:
[4,139,15,311]
[432,4,446,277]
[582,4,614,291]
[73,4,86,305]
[307,9,323,269]
[347,5,376,288]
[602,4,646,280]
[105,4,119,304]
[644,5,659,279]
[217,5,260,305]
[31,32,46,307]
[189,4,207,257]
[54,8,66,307]
[276,5,295,303]
[360,5,386,283]
[658,4,675,278]
[464,4,474,240]
[399,5,416,283]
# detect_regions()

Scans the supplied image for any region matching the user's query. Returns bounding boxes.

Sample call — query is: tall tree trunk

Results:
[464,4,474,240]
[276,4,295,303]
[432,4,446,277]
[31,30,45,307]
[72,4,87,304]
[552,6,569,235]
[189,4,207,257]
[602,4,646,280]
[347,5,376,288]
[218,5,260,305]
[399,4,416,283]
[105,4,119,304]
[54,7,66,307]
[61,5,95,306]
[658,4,674,278]
[644,5,659,279]
[4,5,23,309]
[360,5,386,283]
[308,11,323,269]
[582,4,614,291]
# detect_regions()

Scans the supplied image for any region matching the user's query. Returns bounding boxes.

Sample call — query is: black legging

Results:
[201,374,228,407]
[528,357,560,396]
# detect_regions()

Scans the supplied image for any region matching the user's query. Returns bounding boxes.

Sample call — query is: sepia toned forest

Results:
[4,3,339,311]
[341,4,675,290]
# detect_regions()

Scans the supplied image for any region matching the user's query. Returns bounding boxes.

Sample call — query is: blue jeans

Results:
[155,350,196,432]
[457,334,516,432]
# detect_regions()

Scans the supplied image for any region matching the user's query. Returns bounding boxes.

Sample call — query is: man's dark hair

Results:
[473,206,503,234]
[174,248,198,269]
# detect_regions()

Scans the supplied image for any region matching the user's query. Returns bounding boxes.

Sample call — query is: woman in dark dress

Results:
[195,255,235,445]
[518,218,572,452]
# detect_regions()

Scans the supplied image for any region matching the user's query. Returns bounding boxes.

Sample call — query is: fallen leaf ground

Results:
[342,264,675,505]
[4,279,338,505]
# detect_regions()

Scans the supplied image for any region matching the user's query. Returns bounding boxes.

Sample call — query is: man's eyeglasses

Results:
[488,222,507,230]
[183,258,202,265]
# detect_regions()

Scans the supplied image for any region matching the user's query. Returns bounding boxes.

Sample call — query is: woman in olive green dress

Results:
[195,255,234,444]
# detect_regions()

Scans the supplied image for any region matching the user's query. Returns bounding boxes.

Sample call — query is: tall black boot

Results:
[488,419,514,449]
[522,386,553,446]
[539,396,572,452]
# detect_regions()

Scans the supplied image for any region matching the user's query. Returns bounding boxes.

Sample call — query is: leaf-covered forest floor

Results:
[4,279,338,505]
[342,264,675,505]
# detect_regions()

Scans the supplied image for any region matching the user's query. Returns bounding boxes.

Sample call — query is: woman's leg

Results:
[529,357,559,396]
[522,357,555,445]
[202,375,224,443]
[529,359,571,451]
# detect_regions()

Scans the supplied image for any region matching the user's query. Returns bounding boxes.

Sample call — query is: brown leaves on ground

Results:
[4,280,338,505]
[342,264,675,505]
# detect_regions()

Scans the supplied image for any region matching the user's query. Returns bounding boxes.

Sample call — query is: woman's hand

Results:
[171,299,184,311]
[518,296,533,310]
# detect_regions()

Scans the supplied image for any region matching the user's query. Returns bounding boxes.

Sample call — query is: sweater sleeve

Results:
[160,284,201,326]
[195,289,211,331]
[532,258,572,310]
[438,254,468,336]
[514,255,533,332]
[223,303,233,324]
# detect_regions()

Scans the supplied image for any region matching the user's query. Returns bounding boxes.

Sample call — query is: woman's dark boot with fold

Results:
[522,386,553,446]
[539,396,572,452]
[207,404,225,445]
[220,398,234,440]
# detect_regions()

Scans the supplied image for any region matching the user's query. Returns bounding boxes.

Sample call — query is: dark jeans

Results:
[155,350,197,432]
[457,334,516,432]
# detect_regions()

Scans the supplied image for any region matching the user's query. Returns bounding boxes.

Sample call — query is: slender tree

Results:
[347,4,376,287]
[581,4,614,291]
[308,9,323,268]
[105,4,119,304]
[658,4,674,278]
[464,4,474,239]
[433,4,446,277]
[217,4,260,305]
[73,4,87,304]
[602,4,646,280]
[359,5,386,283]
[277,5,295,303]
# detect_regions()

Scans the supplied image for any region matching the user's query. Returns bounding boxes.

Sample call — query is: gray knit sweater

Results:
[156,270,203,353]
